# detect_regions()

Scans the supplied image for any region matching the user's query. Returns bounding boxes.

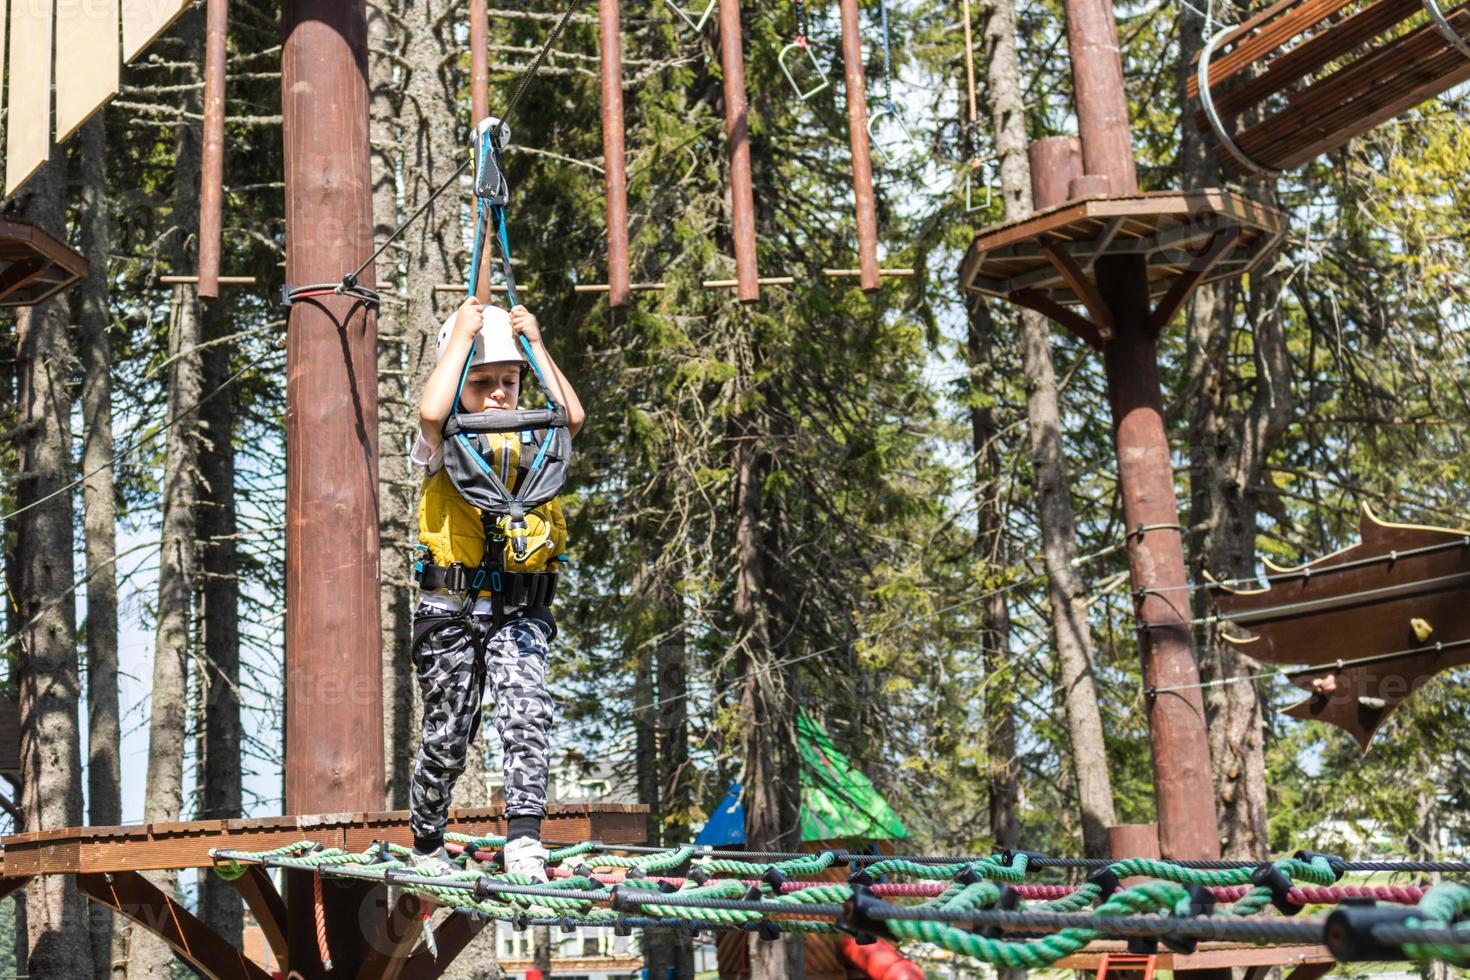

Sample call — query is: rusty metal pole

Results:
[837,0,880,293]
[470,0,495,303]
[197,0,228,300]
[716,0,759,303]
[599,0,631,309]
[1063,0,1220,862]
[281,0,385,818]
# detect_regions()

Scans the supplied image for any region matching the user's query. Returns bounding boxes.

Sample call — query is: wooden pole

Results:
[716,0,759,303]
[837,0,880,293]
[197,0,229,300]
[1027,136,1083,210]
[598,0,631,309]
[1063,0,1221,864]
[470,0,496,304]
[280,0,385,819]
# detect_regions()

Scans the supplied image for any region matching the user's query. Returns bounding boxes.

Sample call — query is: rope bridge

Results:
[209,840,1470,969]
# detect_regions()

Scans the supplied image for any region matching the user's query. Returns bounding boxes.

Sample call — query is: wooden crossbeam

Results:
[1012,289,1108,351]
[0,258,48,304]
[1191,0,1357,95]
[78,871,271,980]
[399,913,487,980]
[1040,238,1115,338]
[355,891,426,980]
[1149,227,1242,334]
[231,865,289,972]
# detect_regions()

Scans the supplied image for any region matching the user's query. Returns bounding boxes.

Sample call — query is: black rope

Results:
[344,0,591,288]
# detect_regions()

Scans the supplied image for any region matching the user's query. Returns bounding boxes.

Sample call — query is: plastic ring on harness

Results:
[1196,26,1287,178]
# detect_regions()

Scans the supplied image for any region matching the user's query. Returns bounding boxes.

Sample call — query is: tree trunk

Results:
[368,0,419,811]
[130,14,205,973]
[732,411,804,980]
[74,111,126,980]
[965,300,1021,853]
[532,925,552,974]
[197,298,243,945]
[980,0,1116,857]
[1178,8,1282,860]
[15,151,94,978]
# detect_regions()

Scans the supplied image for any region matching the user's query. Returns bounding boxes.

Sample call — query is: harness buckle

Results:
[470,568,486,591]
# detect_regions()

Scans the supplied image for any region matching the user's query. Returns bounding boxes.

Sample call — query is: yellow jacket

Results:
[417,432,567,573]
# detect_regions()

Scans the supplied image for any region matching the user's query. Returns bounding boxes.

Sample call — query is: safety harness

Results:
[416,118,572,629]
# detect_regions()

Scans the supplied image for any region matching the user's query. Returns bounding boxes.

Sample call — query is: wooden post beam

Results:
[716,0,760,302]
[399,913,487,980]
[1148,226,1240,334]
[598,0,632,309]
[355,891,427,980]
[77,871,271,980]
[1039,238,1115,338]
[197,0,229,299]
[470,0,495,303]
[837,0,881,292]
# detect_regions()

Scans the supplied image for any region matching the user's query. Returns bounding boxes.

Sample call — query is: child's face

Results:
[460,362,521,412]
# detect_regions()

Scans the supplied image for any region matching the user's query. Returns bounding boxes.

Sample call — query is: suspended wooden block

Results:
[1210,504,1470,750]
[0,219,90,307]
[122,0,191,63]
[55,0,121,142]
[957,190,1286,350]
[1189,0,1470,174]
[5,0,55,195]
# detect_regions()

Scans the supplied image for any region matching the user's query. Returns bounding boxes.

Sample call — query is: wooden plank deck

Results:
[1053,940,1336,971]
[0,803,648,877]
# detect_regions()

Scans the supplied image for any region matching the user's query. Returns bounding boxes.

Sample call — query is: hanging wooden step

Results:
[957,190,1286,349]
[0,218,88,307]
[1189,0,1470,174]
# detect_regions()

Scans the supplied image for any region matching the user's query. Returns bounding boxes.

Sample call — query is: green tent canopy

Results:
[695,713,909,845]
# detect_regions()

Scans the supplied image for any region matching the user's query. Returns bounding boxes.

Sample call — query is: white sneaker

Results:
[407,846,456,877]
[503,838,549,883]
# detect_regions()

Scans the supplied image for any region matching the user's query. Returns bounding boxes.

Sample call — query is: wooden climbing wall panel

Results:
[56,0,122,142]
[122,0,191,63]
[6,0,54,195]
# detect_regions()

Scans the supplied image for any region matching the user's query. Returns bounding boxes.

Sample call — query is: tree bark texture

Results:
[15,151,94,979]
[75,111,126,980]
[368,0,418,811]
[197,298,243,945]
[980,0,1117,857]
[732,410,805,980]
[965,300,1021,854]
[1178,8,1283,859]
[131,14,205,973]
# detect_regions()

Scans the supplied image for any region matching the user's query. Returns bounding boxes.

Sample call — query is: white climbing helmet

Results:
[437,303,524,367]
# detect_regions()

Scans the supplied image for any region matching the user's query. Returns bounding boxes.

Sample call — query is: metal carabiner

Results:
[778,37,830,101]
[665,0,716,32]
[473,116,512,204]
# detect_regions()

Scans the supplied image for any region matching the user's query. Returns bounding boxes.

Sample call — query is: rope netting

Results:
[208,839,1470,968]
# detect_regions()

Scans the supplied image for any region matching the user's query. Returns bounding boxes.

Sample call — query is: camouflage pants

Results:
[408,602,555,844]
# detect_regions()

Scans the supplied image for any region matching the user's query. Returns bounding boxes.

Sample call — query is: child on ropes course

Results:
[407,296,585,881]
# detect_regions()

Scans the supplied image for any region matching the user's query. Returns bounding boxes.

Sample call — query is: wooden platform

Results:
[958,190,1286,348]
[0,804,646,980]
[1189,0,1470,174]
[0,218,88,307]
[0,803,648,876]
[1055,940,1336,979]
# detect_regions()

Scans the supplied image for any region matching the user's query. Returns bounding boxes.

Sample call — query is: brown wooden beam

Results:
[1040,238,1115,338]
[232,865,289,971]
[197,0,228,299]
[837,0,880,292]
[471,0,494,303]
[77,871,271,980]
[1148,226,1240,335]
[598,0,631,309]
[1011,288,1106,351]
[716,0,759,302]
[0,258,49,303]
[399,913,487,980]
[355,891,427,980]
[0,876,30,903]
